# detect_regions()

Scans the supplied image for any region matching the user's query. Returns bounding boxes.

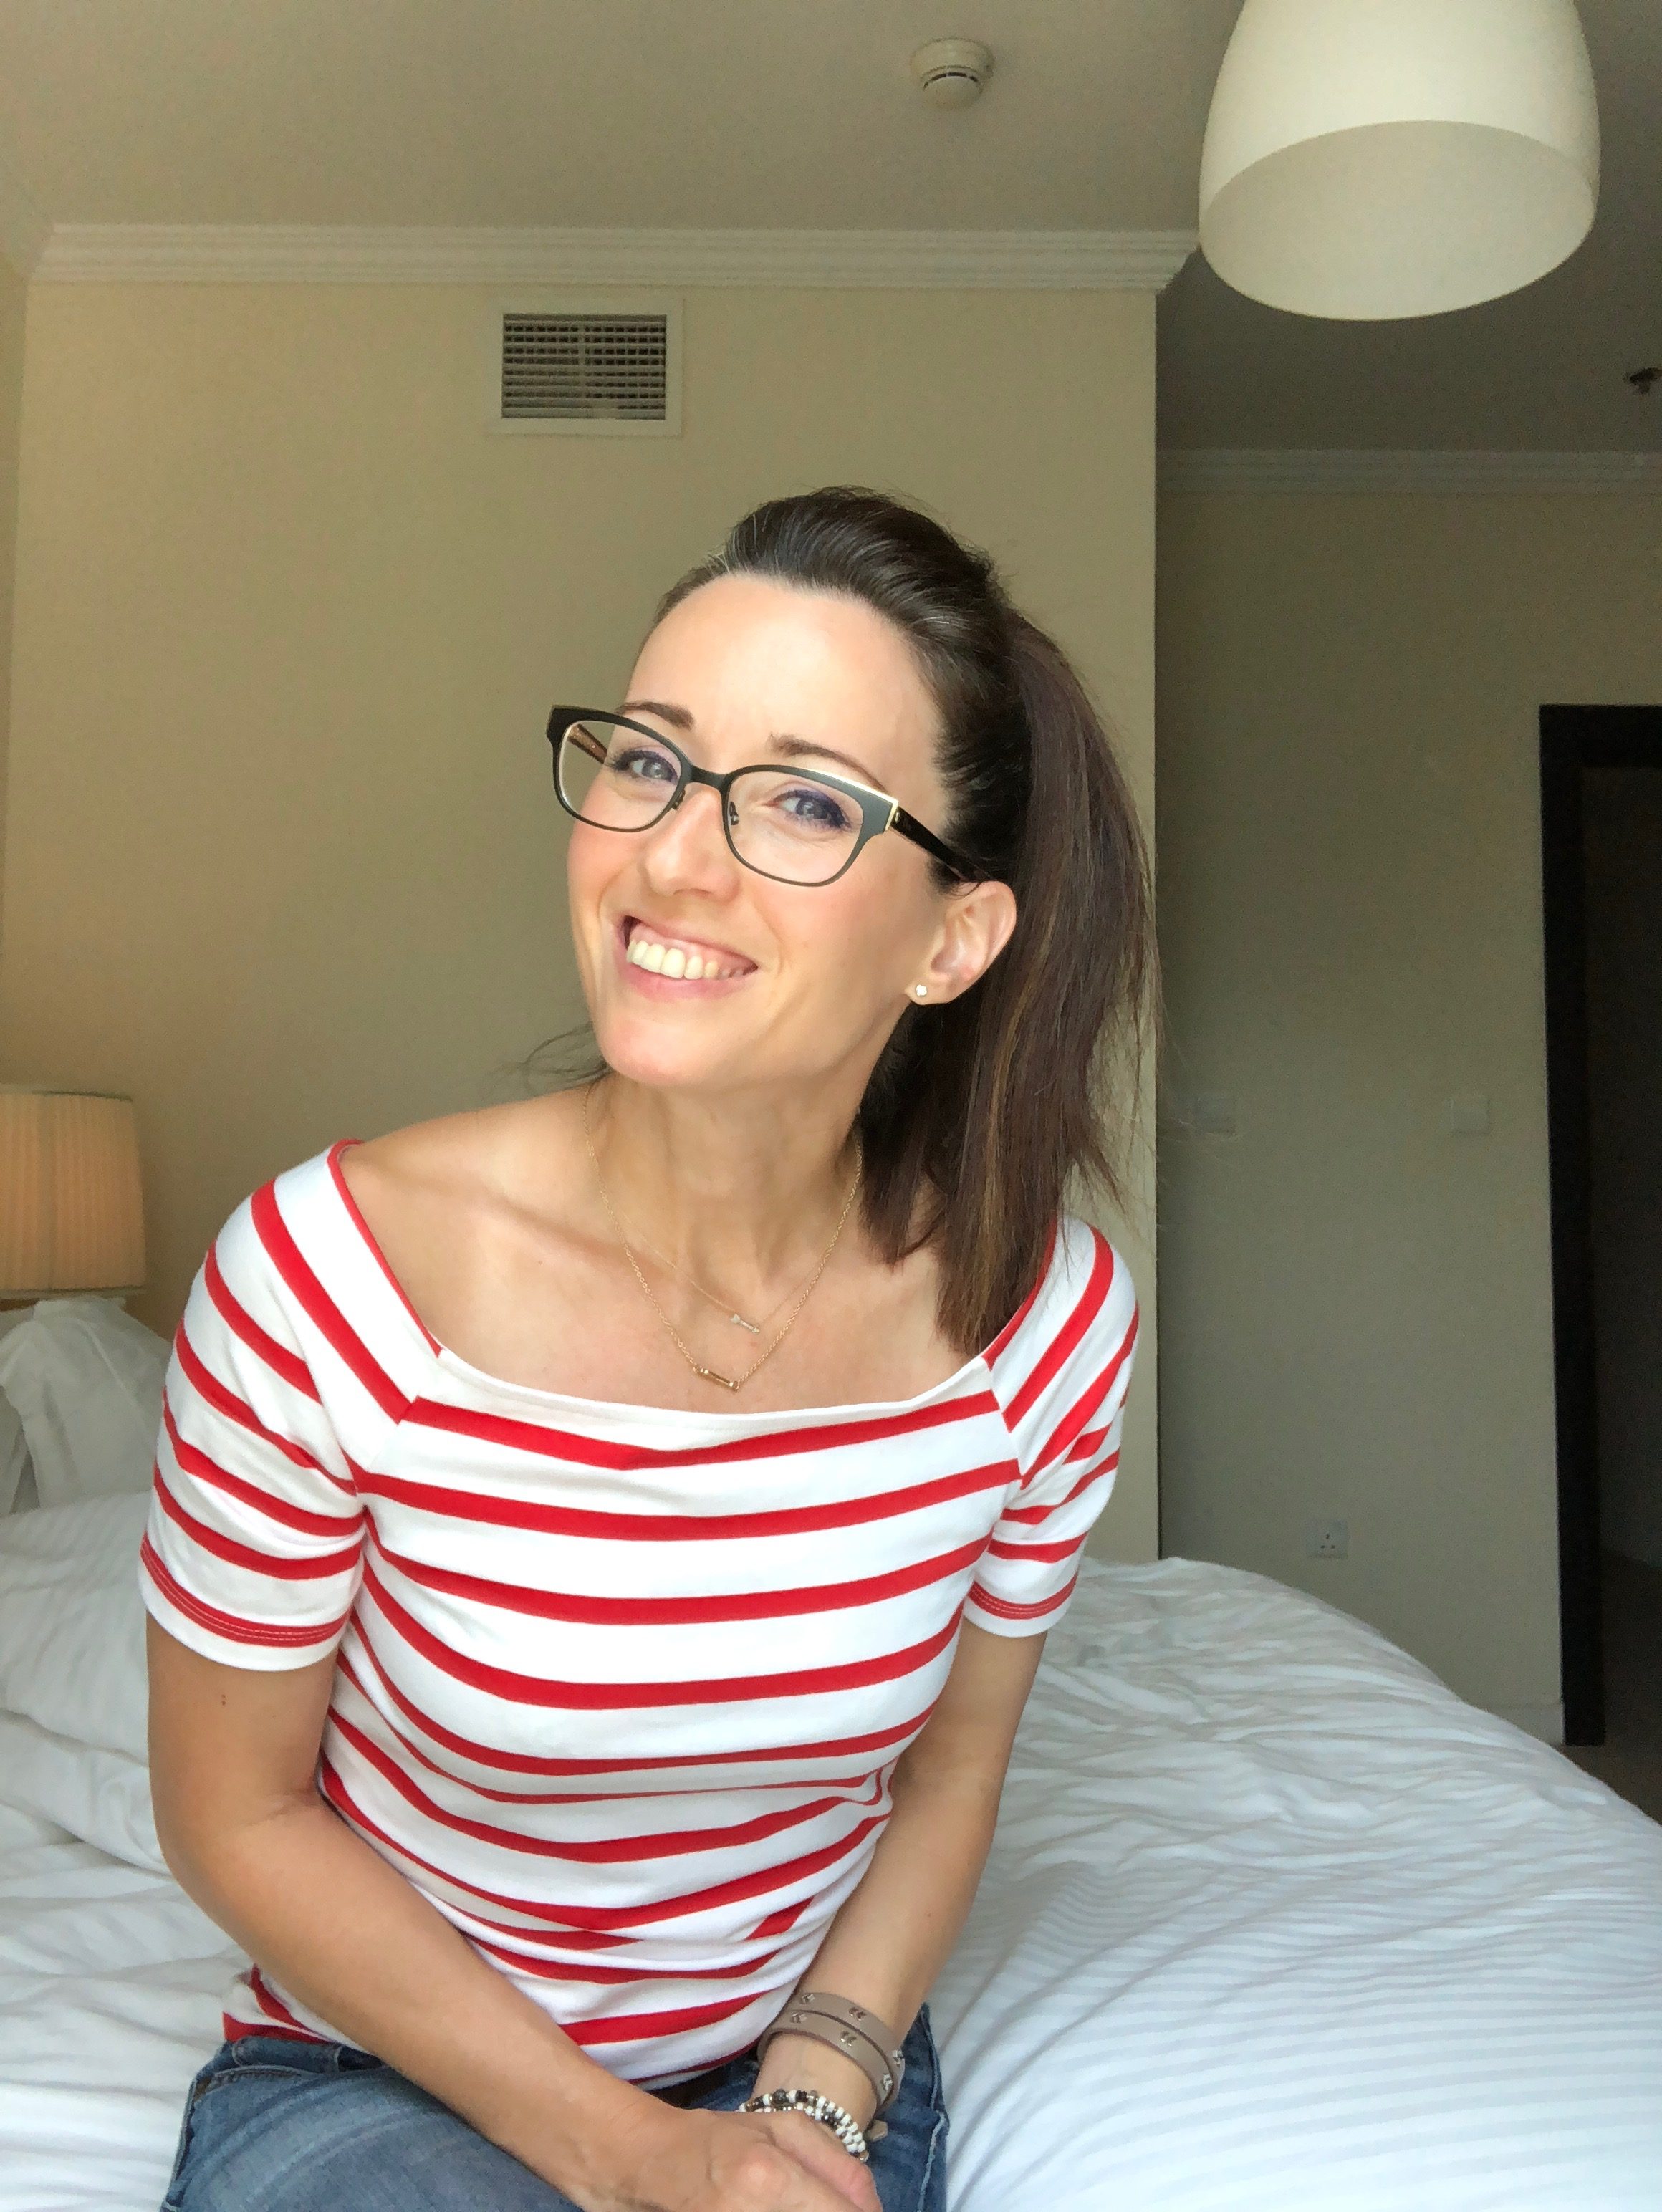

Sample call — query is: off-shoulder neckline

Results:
[319,1139,1057,1428]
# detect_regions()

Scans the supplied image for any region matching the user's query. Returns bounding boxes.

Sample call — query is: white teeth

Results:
[625,930,739,980]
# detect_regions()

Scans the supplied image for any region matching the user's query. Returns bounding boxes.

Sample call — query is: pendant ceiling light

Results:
[1199,0,1600,319]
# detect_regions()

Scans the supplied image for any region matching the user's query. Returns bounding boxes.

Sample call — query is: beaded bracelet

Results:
[737,2086,870,2163]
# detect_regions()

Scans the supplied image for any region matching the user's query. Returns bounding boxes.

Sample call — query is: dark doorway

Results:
[1540,706,1662,1751]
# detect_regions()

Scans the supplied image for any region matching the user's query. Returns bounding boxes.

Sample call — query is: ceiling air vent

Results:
[495,306,680,436]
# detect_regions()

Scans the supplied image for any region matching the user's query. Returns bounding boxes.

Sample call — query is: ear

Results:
[911,880,1019,1004]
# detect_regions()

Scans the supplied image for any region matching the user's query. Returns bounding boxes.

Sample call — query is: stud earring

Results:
[913,984,928,999]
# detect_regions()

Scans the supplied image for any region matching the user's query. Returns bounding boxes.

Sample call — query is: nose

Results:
[639,777,740,893]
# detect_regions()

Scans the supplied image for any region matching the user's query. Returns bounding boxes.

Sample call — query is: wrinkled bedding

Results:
[4,1557,1660,2211]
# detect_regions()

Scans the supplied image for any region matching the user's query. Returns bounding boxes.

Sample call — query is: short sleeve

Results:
[139,1193,365,1670]
[968,1219,1140,1638]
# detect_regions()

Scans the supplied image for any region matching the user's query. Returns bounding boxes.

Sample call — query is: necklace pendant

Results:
[585,1082,861,1407]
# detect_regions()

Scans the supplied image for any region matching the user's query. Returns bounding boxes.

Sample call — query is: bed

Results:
[3,1493,1661,2212]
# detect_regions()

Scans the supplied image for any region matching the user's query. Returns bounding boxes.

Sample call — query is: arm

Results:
[148,1622,875,2212]
[757,1228,1140,2136]
[144,1188,875,2211]
[751,1620,1046,2123]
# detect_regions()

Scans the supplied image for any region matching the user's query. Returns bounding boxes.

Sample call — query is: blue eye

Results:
[774,784,855,835]
[611,744,679,786]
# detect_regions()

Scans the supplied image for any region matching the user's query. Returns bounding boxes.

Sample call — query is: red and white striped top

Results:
[138,1143,1139,2084]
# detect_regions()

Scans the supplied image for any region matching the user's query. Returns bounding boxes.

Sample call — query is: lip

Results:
[613,914,759,994]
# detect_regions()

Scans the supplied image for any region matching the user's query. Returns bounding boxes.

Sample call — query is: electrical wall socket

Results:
[1305,1517,1349,1559]
[1444,1091,1492,1135]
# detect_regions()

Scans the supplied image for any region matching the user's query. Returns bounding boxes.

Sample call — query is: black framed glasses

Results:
[546,707,981,888]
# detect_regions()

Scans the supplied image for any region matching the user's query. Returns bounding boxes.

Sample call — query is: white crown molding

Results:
[0,159,51,279]
[1161,448,1662,494]
[31,222,1196,290]
[25,221,1201,291]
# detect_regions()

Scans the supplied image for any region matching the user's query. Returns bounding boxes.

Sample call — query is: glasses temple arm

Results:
[549,715,612,769]
[892,806,984,884]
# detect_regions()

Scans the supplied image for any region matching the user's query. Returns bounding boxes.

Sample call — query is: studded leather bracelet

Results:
[755,1987,908,2127]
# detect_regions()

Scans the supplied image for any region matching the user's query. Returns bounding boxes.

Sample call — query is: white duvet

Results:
[3,1548,1661,2212]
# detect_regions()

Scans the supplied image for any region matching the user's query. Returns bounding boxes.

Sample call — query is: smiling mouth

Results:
[620,917,756,982]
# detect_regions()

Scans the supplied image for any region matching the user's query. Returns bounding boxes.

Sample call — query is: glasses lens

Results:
[557,716,681,830]
[728,769,863,885]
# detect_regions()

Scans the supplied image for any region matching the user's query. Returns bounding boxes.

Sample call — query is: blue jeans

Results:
[160,2004,949,2212]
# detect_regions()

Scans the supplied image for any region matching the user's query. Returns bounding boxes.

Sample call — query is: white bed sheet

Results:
[0,1805,236,2212]
[933,1562,1662,2211]
[2,1558,1659,2212]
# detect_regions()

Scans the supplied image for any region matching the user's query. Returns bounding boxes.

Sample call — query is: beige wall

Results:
[1157,486,1662,1727]
[0,281,1159,1557]
[0,258,27,946]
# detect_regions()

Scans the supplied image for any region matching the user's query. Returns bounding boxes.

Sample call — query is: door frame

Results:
[1539,704,1662,1745]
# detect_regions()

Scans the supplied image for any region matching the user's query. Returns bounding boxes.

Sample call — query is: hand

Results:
[751,2110,882,2212]
[596,2102,881,2212]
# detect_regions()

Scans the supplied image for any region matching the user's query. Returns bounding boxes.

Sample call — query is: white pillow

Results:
[0,1297,168,1509]
[0,1308,32,1514]
[0,1389,29,1516]
[0,1708,162,1869]
[0,1492,150,1760]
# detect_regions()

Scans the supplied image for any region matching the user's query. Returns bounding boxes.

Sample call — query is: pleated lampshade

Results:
[0,1087,146,1298]
[1199,0,1600,319]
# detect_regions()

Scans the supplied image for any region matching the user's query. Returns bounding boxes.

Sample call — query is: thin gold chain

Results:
[623,1226,802,1337]
[582,1083,863,1393]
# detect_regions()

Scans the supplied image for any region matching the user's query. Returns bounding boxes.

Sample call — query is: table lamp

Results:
[0,1087,146,1302]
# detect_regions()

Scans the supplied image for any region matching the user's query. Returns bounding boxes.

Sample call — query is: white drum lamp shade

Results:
[1199,0,1600,319]
[0,1088,146,1298]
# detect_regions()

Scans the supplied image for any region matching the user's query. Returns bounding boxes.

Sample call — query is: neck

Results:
[587,1074,863,1299]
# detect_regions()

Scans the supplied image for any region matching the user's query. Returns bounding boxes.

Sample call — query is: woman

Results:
[143,486,1151,2212]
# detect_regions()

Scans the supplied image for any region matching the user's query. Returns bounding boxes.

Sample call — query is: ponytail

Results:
[655,488,1156,1353]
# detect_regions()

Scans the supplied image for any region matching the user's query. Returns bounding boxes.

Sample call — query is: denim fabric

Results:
[160,2003,948,2212]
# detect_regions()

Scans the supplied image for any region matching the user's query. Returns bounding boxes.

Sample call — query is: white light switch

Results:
[1444,1092,1491,1136]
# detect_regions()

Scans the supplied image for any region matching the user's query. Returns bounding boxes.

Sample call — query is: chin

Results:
[590,1011,746,1095]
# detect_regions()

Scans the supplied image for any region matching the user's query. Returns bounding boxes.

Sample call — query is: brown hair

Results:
[656,486,1156,1355]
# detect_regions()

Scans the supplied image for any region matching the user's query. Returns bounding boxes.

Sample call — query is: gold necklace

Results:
[625,1223,832,1336]
[582,1084,863,1393]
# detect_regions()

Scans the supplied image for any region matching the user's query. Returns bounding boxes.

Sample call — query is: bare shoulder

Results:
[339,1092,593,1244]
[333,1093,602,1361]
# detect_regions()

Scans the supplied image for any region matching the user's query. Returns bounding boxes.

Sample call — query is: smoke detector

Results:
[911,38,993,110]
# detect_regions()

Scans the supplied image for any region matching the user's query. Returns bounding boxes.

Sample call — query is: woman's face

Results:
[566,573,1014,1102]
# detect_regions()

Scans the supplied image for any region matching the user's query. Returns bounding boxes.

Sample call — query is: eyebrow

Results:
[620,696,695,731]
[618,701,885,791]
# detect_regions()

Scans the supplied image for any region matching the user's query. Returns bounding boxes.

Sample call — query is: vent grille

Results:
[501,313,669,422]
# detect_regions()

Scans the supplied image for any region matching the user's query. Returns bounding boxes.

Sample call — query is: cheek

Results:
[564,830,638,1001]
[565,826,620,938]
[775,865,933,1004]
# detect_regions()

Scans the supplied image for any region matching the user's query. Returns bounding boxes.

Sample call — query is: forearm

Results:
[753,1756,1004,2124]
[163,1790,671,2206]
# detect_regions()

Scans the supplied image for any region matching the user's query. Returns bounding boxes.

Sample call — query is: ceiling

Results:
[0,1,1233,231]
[0,0,1654,452]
